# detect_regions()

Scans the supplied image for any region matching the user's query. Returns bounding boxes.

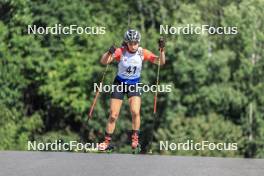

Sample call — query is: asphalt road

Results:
[0,151,263,176]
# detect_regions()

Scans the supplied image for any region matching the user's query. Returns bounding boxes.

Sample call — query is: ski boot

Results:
[98,136,114,153]
[131,132,141,154]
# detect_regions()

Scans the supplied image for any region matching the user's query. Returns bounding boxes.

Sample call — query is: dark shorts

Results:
[111,78,142,100]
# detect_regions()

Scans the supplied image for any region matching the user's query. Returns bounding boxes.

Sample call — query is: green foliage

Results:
[155,113,243,157]
[0,0,263,158]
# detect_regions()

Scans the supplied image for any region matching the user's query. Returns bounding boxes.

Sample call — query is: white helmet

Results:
[124,29,141,43]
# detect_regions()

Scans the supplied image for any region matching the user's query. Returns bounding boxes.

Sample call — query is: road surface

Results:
[0,151,263,176]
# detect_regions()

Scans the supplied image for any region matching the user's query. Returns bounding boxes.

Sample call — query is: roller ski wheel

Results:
[84,143,114,153]
[98,145,114,153]
[132,144,141,154]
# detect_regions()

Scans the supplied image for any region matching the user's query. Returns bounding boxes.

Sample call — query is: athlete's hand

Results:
[108,45,116,54]
[158,37,165,51]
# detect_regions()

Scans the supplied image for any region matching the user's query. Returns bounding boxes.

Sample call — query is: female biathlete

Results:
[98,29,165,151]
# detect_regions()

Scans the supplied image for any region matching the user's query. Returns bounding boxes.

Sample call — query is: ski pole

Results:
[148,49,161,153]
[153,49,161,114]
[88,54,112,119]
[149,37,165,153]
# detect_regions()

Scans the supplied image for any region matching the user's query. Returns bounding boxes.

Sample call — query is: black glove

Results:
[108,45,116,54]
[158,37,165,50]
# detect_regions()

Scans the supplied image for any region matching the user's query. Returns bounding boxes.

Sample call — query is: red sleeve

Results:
[113,48,124,61]
[143,49,157,63]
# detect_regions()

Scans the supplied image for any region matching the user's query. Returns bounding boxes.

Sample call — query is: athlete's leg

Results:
[129,96,141,131]
[106,98,123,134]
[129,96,141,149]
[99,98,123,151]
[98,80,124,151]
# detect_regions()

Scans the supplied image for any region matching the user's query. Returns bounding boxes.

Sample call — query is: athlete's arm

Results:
[143,49,166,65]
[100,52,114,65]
[143,37,166,65]
[100,46,122,65]
[153,49,165,65]
[100,45,116,65]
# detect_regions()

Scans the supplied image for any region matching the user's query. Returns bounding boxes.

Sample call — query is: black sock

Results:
[105,132,112,138]
[132,130,139,135]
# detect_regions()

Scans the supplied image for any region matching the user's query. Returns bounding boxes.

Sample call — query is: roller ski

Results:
[131,132,141,154]
[97,136,114,153]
